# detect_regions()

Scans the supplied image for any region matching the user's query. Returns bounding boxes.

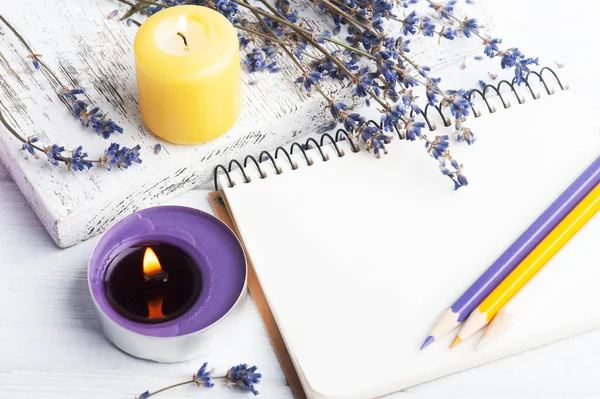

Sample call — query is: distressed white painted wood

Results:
[0,0,490,247]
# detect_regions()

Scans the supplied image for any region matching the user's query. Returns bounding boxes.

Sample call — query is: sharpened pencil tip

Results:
[450,336,462,348]
[420,336,435,350]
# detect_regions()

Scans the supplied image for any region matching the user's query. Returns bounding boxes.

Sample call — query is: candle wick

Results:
[177,32,189,51]
[144,270,169,283]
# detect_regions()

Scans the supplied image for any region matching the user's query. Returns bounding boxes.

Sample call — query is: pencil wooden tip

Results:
[423,308,461,348]
[449,336,462,348]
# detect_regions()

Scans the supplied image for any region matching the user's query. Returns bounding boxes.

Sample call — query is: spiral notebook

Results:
[210,70,600,399]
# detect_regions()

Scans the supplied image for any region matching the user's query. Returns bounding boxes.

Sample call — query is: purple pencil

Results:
[421,155,600,350]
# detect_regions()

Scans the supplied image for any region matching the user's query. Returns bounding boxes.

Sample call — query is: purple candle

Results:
[88,206,247,362]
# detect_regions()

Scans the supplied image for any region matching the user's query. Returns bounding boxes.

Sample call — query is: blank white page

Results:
[222,88,600,399]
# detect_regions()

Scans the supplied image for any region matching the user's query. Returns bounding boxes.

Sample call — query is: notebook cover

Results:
[209,190,307,399]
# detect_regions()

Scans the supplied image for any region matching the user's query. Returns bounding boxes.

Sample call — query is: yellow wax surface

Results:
[134,5,242,144]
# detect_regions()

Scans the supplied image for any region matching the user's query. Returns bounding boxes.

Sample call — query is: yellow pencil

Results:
[451,182,600,347]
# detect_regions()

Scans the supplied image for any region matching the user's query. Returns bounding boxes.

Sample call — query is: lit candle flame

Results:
[176,15,188,33]
[143,247,166,320]
[143,247,162,276]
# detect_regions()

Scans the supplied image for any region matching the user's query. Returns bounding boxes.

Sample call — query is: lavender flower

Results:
[483,38,502,57]
[44,144,65,166]
[225,364,262,395]
[341,112,365,132]
[21,135,39,158]
[455,123,476,145]
[361,126,392,157]
[381,105,406,132]
[402,11,419,35]
[27,54,41,69]
[405,119,426,141]
[461,18,479,38]
[430,0,458,19]
[238,33,251,50]
[136,391,150,399]
[426,134,450,160]
[296,71,323,91]
[400,0,419,7]
[440,26,457,40]
[192,362,215,388]
[420,17,436,37]
[445,89,472,119]
[62,88,124,138]
[215,0,240,22]
[500,48,539,84]
[68,146,93,171]
[244,47,279,73]
[440,164,469,190]
[329,102,348,119]
[100,143,142,170]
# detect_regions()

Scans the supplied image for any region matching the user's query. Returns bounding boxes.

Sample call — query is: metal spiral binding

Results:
[214,67,565,190]
[411,67,566,130]
[213,129,358,190]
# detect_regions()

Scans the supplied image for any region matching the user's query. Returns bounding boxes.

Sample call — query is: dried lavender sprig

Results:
[0,104,142,171]
[316,0,449,98]
[238,0,330,96]
[116,0,346,120]
[287,1,470,185]
[117,0,424,93]
[0,16,142,171]
[253,0,357,78]
[242,0,467,187]
[425,0,538,83]
[0,15,125,138]
[238,0,391,145]
[237,10,431,89]
[251,0,420,149]
[116,0,468,188]
[252,1,442,94]
[120,0,373,59]
[239,0,408,158]
[0,15,63,87]
[320,0,380,36]
[250,0,405,116]
[118,0,388,109]
[234,24,290,45]
[135,363,262,398]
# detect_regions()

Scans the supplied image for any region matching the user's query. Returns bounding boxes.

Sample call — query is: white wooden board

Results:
[0,0,488,247]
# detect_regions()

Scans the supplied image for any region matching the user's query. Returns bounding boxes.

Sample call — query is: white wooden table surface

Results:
[3,158,600,399]
[2,0,600,398]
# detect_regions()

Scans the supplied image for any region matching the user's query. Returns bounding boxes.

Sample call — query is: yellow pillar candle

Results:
[134,5,242,144]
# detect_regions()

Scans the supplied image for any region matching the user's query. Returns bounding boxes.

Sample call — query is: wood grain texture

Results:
[0,0,489,247]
